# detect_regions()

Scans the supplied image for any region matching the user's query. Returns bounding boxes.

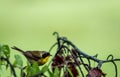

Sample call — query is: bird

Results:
[11,46,52,66]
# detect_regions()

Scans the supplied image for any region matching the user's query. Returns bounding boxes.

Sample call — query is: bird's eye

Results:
[42,53,50,58]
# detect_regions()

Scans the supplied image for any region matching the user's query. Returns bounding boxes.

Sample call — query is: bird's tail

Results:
[11,46,24,53]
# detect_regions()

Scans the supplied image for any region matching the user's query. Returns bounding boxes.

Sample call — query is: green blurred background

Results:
[0,0,120,77]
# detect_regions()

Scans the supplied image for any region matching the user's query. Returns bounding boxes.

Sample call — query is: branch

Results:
[58,37,120,67]
[58,37,101,62]
[1,57,17,77]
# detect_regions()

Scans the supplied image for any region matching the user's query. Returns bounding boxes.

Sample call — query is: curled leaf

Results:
[2,45,10,58]
[14,54,23,68]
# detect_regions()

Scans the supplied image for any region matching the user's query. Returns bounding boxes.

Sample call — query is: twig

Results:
[58,37,120,66]
[59,37,101,62]
[1,57,17,77]
[112,61,118,77]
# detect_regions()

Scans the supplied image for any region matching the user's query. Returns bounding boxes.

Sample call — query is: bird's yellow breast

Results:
[38,56,50,65]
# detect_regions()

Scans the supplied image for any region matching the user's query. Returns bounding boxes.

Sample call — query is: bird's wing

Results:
[29,51,45,59]
[23,51,39,61]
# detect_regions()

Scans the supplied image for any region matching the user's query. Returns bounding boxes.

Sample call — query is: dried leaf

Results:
[87,67,106,77]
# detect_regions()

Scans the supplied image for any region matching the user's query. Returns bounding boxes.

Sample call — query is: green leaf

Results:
[0,44,4,70]
[67,68,74,77]
[41,65,48,72]
[48,69,54,77]
[26,64,31,76]
[2,45,10,58]
[0,44,3,58]
[54,67,60,77]
[31,62,40,75]
[26,62,40,76]
[48,67,60,77]
[14,54,23,68]
[0,44,2,69]
[6,63,9,70]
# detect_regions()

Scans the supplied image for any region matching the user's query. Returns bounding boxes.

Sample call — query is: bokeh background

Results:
[0,0,120,77]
